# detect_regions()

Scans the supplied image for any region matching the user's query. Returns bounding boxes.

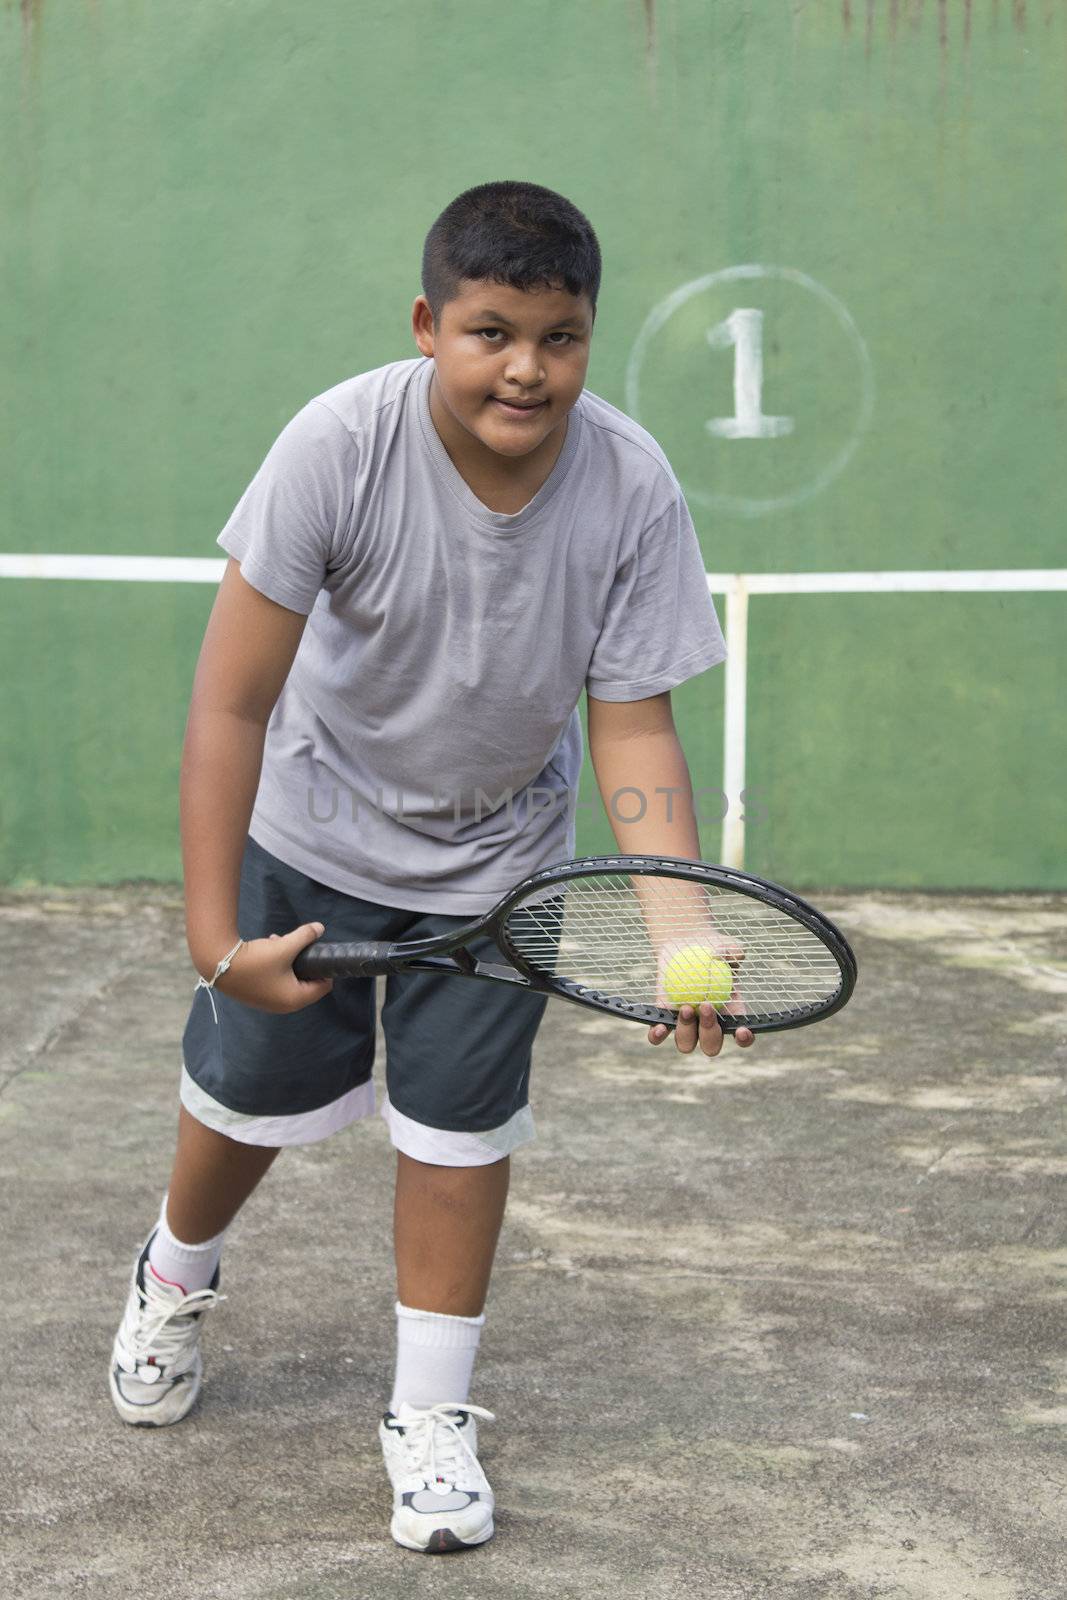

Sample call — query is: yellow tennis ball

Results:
[662,947,734,1009]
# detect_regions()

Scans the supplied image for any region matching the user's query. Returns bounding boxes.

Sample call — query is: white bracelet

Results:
[194,939,245,1026]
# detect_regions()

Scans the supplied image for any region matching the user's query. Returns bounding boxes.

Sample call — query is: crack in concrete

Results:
[0,959,135,1100]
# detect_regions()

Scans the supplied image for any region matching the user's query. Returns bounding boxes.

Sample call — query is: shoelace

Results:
[397,1402,496,1487]
[124,1278,226,1376]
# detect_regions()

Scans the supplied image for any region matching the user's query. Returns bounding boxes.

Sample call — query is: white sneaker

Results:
[379,1401,496,1553]
[108,1233,224,1426]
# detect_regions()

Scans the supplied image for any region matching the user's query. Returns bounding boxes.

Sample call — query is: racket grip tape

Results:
[293,940,404,979]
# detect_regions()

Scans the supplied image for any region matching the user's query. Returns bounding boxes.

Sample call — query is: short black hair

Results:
[421,181,601,324]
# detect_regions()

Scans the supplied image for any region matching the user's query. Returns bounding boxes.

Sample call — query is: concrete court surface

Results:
[1,883,1065,1600]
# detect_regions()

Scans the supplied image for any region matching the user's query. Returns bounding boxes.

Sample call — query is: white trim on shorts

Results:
[379,1093,536,1166]
[179,1065,376,1147]
[178,1068,535,1163]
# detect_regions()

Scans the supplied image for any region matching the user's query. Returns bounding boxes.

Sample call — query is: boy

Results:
[109,180,754,1555]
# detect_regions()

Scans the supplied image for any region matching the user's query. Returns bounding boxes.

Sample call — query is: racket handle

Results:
[293,940,404,980]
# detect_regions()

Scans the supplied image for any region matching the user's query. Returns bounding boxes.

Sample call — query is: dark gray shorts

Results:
[179,834,549,1163]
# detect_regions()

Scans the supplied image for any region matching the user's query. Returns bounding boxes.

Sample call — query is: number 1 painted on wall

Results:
[705,308,794,440]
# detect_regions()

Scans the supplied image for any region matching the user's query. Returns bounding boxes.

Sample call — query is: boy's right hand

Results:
[207,922,334,1014]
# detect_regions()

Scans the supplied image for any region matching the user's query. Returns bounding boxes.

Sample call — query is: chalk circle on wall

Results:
[624,265,875,518]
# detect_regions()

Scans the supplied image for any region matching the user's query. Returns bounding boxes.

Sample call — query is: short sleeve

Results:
[584,491,727,701]
[216,401,357,615]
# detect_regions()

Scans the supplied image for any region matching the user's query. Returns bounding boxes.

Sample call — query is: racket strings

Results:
[503,872,842,1021]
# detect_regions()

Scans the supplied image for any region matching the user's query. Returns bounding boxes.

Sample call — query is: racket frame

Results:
[293,854,856,1036]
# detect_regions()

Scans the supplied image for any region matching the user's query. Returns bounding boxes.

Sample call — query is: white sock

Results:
[146,1193,227,1295]
[389,1300,485,1414]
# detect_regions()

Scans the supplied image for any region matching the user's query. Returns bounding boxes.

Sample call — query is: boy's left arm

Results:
[586,690,755,1058]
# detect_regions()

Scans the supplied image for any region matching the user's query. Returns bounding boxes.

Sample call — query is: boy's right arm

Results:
[181,557,333,1013]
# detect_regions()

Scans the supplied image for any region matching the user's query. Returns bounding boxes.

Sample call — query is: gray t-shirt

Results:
[217,356,726,914]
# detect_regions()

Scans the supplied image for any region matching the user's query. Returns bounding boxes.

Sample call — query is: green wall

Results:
[3,1,1064,889]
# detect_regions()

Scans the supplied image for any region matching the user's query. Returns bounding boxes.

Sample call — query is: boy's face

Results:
[412,278,594,467]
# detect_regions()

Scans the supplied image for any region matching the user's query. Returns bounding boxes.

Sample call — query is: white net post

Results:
[719,576,748,870]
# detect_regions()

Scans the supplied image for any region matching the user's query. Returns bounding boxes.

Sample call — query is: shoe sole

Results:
[390,1514,495,1553]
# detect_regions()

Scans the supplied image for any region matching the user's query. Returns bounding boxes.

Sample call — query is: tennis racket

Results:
[292,855,856,1036]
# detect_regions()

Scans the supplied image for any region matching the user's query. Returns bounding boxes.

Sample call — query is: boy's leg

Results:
[165,1103,281,1243]
[143,1105,281,1292]
[390,1150,509,1410]
[378,921,552,1552]
[109,1108,281,1427]
[394,1150,509,1317]
[381,954,544,1409]
[382,1151,509,1554]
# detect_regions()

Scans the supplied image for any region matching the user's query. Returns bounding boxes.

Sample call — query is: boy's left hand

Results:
[647,936,756,1055]
[647,1002,755,1055]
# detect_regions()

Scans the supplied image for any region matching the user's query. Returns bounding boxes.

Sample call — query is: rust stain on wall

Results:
[841,0,1045,47]
[18,0,46,82]
[21,0,44,35]
[643,0,656,57]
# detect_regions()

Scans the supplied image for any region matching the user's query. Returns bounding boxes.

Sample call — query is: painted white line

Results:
[706,571,1067,595]
[626,264,876,517]
[3,556,1064,596]
[0,555,226,583]
[4,555,1064,876]
[721,581,749,870]
[703,566,1067,867]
